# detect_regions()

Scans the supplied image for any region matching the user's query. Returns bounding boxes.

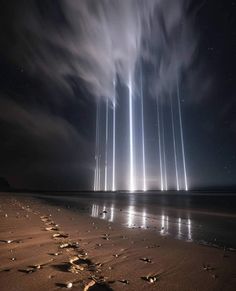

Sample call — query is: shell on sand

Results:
[68,255,95,273]
[45,226,59,231]
[68,256,86,273]
[53,233,68,239]
[84,280,95,291]
[59,242,80,249]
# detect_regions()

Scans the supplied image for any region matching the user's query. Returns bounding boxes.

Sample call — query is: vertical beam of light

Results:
[94,101,100,191]
[156,97,164,191]
[177,79,188,191]
[112,79,116,192]
[128,73,135,192]
[162,118,168,191]
[95,167,98,191]
[98,102,101,191]
[98,167,101,191]
[140,69,147,191]
[160,99,167,190]
[170,94,180,191]
[104,97,109,191]
[93,168,96,191]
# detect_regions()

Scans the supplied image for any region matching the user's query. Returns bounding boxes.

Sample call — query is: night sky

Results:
[0,0,236,190]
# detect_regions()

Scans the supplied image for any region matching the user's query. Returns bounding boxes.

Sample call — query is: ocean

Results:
[34,191,236,249]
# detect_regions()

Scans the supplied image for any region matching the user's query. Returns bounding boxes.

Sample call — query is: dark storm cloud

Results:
[0,95,92,189]
[0,97,86,153]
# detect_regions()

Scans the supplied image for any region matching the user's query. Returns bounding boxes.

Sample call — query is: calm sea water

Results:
[34,191,236,249]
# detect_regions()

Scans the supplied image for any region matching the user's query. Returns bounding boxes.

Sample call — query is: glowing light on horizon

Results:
[128,73,135,192]
[112,79,116,192]
[140,69,147,191]
[170,94,180,191]
[177,79,188,191]
[93,72,190,192]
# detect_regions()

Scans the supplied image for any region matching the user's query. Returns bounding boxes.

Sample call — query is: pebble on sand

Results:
[66,282,73,288]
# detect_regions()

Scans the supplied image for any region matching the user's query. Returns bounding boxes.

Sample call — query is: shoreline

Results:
[0,194,236,290]
[39,192,236,218]
[35,193,236,249]
[7,191,236,218]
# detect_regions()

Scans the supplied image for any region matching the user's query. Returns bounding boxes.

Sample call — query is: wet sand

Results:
[0,193,236,291]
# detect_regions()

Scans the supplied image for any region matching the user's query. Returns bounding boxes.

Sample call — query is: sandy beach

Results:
[0,193,236,291]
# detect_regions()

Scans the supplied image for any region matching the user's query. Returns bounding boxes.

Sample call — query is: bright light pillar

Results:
[112,79,116,192]
[140,69,147,191]
[156,97,164,191]
[104,97,109,191]
[128,73,135,192]
[177,80,188,191]
[170,94,180,191]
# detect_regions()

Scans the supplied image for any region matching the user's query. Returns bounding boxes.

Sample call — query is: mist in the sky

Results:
[0,0,219,190]
[1,0,201,102]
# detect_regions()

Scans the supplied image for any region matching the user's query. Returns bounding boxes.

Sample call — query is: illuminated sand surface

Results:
[0,193,236,291]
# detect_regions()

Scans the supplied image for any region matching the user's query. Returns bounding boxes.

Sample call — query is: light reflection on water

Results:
[161,214,165,235]
[142,210,146,228]
[90,203,192,242]
[37,192,236,248]
[188,218,192,241]
[102,206,106,219]
[128,206,134,227]
[178,217,182,239]
[109,205,114,222]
